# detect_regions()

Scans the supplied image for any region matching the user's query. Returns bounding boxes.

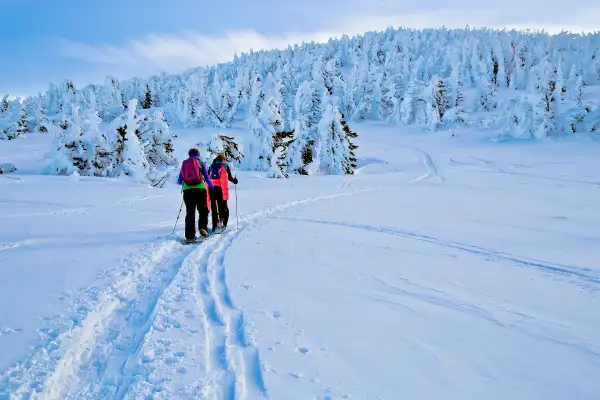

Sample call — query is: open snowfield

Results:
[1,125,600,399]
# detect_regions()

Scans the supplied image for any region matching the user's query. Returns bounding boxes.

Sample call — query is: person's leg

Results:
[183,190,196,240]
[212,187,225,230]
[197,188,209,236]
[210,188,219,231]
[219,199,229,227]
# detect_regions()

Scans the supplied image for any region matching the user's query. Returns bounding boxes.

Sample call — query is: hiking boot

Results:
[199,229,209,237]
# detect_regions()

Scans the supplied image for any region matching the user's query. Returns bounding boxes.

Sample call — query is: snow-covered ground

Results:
[1,125,600,399]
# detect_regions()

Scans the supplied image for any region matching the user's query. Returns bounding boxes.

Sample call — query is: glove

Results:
[232,177,238,184]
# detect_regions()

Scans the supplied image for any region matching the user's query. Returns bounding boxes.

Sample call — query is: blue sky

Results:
[1,0,598,97]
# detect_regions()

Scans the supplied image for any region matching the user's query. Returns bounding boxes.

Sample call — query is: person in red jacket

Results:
[207,153,238,233]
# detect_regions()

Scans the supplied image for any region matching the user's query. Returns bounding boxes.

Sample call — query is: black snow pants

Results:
[210,187,229,230]
[183,188,209,239]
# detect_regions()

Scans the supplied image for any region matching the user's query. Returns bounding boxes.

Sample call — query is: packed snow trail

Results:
[121,188,376,399]
[0,187,374,399]
[0,240,191,399]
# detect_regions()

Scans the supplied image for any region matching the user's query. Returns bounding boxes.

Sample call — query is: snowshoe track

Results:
[0,189,369,399]
[274,217,600,289]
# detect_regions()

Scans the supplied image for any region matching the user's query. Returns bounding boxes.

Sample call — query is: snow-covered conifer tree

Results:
[141,84,153,109]
[400,78,427,125]
[424,76,451,131]
[82,109,112,177]
[286,81,322,175]
[318,98,358,175]
[244,94,281,174]
[473,79,497,112]
[139,110,178,172]
[95,77,125,122]
[110,99,149,181]
[46,104,91,175]
[0,97,26,140]
[200,134,244,167]
[500,95,537,139]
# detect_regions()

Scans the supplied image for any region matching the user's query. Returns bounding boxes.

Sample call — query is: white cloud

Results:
[56,29,337,76]
[55,5,600,82]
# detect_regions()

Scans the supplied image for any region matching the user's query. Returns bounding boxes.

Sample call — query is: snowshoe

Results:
[212,225,226,235]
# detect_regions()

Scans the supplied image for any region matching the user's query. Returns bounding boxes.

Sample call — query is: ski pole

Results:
[172,187,184,235]
[234,177,239,230]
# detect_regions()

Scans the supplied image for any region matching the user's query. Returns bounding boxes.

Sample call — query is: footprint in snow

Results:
[271,311,282,319]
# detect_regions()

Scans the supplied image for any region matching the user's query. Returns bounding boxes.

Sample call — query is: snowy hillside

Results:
[1,27,600,186]
[1,121,600,399]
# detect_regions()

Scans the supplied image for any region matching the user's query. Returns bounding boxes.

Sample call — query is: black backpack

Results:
[210,161,224,180]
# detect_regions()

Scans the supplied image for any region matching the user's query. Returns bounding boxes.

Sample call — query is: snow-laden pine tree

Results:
[424,76,452,131]
[566,65,585,107]
[271,129,295,177]
[139,110,178,173]
[583,106,600,133]
[532,62,562,138]
[400,78,427,125]
[448,62,465,108]
[46,104,91,175]
[0,97,24,140]
[473,78,497,112]
[0,99,12,140]
[199,69,237,127]
[46,106,115,177]
[82,109,112,177]
[318,96,358,175]
[500,95,536,139]
[36,101,50,133]
[97,77,125,122]
[533,91,560,138]
[244,93,282,175]
[377,69,401,121]
[199,133,244,167]
[110,99,149,181]
[141,84,153,109]
[0,98,8,140]
[286,81,322,175]
[272,61,296,132]
[347,56,376,121]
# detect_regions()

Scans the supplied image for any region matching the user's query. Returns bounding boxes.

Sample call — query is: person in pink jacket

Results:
[207,153,238,233]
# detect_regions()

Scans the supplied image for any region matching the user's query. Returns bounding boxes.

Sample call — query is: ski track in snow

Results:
[0,188,372,399]
[0,175,22,184]
[0,206,90,219]
[109,194,165,207]
[0,238,46,252]
[0,194,164,221]
[402,145,445,185]
[0,240,189,399]
[449,156,600,187]
[359,273,600,358]
[274,217,600,289]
